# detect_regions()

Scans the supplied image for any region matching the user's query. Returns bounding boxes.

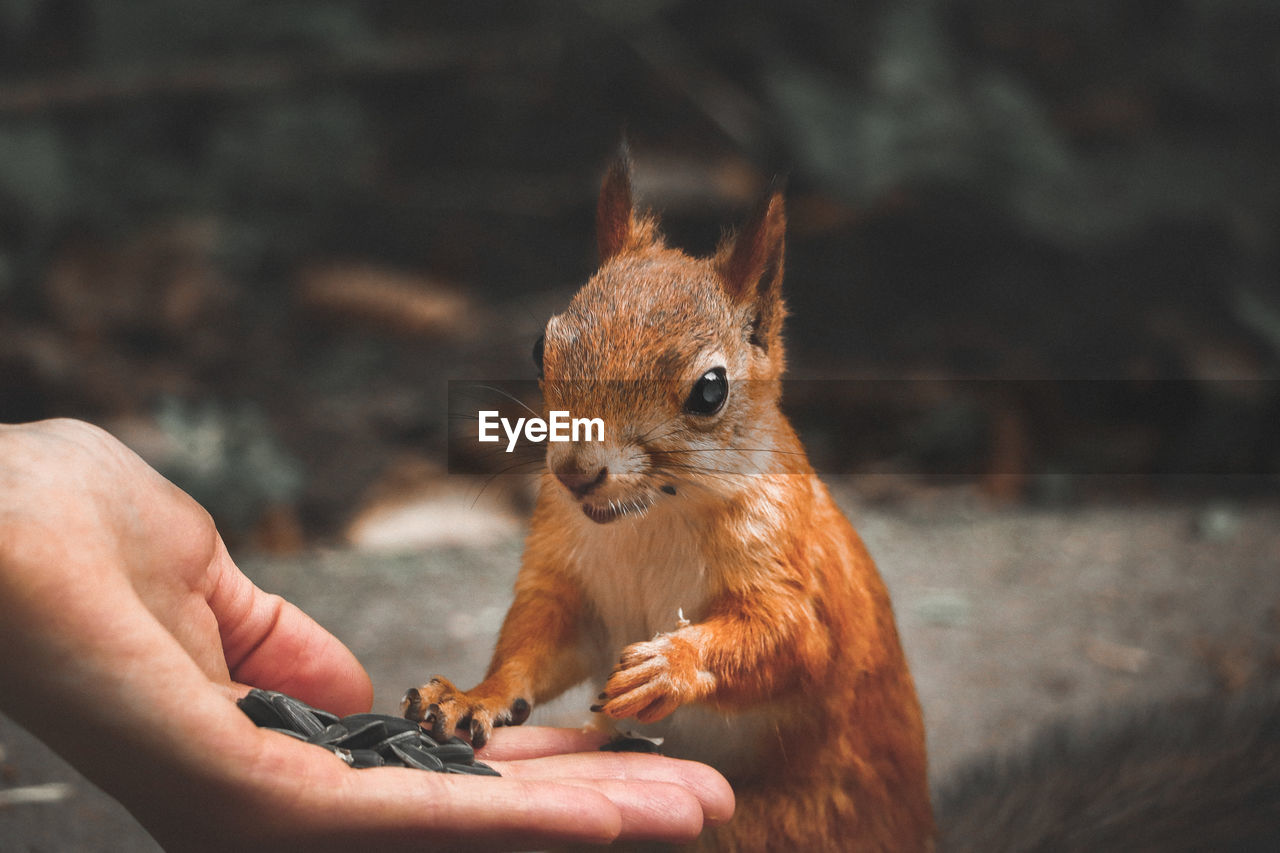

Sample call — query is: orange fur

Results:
[406,153,934,851]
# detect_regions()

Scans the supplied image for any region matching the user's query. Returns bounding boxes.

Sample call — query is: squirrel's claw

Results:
[402,677,530,748]
[598,676,682,723]
[597,633,705,723]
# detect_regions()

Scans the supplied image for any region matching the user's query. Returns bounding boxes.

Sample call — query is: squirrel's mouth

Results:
[580,494,653,525]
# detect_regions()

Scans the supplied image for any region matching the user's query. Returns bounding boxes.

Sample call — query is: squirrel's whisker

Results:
[465,383,542,419]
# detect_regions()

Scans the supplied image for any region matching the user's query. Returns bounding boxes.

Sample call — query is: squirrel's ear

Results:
[597,147,635,262]
[720,190,786,351]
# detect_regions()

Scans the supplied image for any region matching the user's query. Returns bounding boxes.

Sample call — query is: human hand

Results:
[0,419,733,851]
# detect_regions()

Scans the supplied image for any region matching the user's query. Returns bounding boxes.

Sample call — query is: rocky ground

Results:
[3,481,1278,851]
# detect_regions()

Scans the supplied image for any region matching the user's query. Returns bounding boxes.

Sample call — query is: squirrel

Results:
[403,150,934,852]
[936,686,1280,851]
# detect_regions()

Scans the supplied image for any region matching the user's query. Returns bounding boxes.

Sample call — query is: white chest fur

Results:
[562,506,774,777]
[570,507,711,647]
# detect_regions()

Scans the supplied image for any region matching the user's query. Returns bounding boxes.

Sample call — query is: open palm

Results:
[0,419,732,851]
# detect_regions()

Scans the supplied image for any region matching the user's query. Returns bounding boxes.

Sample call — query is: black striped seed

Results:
[600,736,662,753]
[446,762,501,777]
[307,723,350,746]
[391,742,446,772]
[269,693,325,737]
[238,689,499,777]
[425,742,475,765]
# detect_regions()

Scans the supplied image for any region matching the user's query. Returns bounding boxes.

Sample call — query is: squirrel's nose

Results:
[555,465,607,497]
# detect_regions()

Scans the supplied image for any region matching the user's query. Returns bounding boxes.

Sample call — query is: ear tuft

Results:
[719,189,787,350]
[597,143,635,262]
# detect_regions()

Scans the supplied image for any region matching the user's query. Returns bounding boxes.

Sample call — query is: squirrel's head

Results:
[535,150,794,524]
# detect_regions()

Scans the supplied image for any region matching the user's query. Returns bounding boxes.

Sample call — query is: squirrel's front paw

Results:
[401,677,531,748]
[594,632,708,724]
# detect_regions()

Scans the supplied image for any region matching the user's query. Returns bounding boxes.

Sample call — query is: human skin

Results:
[0,419,733,851]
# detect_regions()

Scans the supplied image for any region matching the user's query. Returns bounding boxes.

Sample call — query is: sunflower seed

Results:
[445,762,501,777]
[600,736,662,754]
[265,727,309,741]
[335,717,392,750]
[269,692,324,737]
[347,749,386,769]
[424,742,475,765]
[237,689,499,776]
[307,723,350,746]
[374,729,424,754]
[237,691,285,727]
[310,707,341,727]
[390,742,446,772]
[340,713,420,736]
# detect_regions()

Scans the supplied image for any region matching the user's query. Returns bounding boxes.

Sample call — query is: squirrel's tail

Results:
[935,686,1280,852]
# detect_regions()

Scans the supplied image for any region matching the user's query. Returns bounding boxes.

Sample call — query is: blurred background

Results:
[2,0,1278,545]
[1,1,1278,849]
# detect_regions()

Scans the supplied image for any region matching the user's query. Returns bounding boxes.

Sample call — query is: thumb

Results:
[207,542,373,716]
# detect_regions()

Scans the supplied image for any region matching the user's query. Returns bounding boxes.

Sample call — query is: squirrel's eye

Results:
[685,367,728,416]
[532,334,545,376]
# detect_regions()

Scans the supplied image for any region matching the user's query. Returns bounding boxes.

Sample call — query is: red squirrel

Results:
[404,151,934,851]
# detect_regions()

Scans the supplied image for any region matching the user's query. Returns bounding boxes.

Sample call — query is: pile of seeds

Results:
[237,688,500,776]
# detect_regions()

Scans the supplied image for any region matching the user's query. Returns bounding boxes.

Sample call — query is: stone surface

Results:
[2,486,1278,850]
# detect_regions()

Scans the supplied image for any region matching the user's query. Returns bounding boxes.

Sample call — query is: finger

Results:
[232,742,631,851]
[477,726,610,761]
[492,751,735,828]
[541,778,706,844]
[158,726,727,852]
[388,774,628,848]
[206,542,372,716]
